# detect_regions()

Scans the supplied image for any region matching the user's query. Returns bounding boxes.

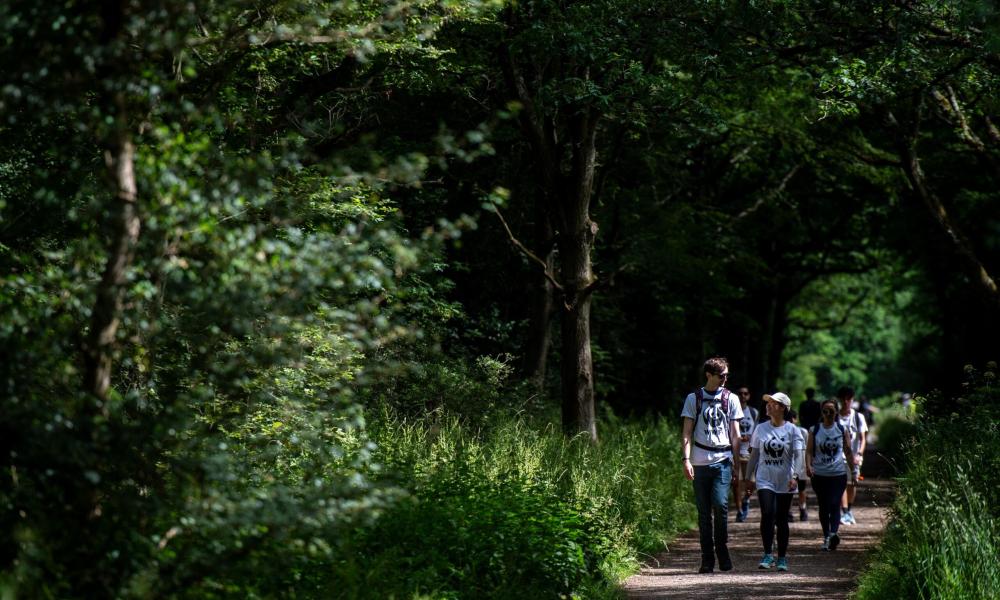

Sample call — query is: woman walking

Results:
[746,392,804,572]
[806,398,856,550]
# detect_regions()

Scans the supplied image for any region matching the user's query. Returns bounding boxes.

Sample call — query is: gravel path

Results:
[623,452,895,600]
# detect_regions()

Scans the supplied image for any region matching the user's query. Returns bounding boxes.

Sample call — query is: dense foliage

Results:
[855,365,1000,600]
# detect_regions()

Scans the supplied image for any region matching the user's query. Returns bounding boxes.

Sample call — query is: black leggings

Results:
[811,474,848,537]
[757,489,793,556]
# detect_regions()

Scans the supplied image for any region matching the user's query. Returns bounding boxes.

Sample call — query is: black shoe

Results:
[717,548,733,571]
[698,562,714,574]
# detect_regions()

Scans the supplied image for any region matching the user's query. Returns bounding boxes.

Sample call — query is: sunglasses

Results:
[822,408,836,415]
[717,372,729,379]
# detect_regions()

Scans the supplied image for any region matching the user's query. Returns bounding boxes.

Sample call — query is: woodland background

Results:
[1,1,999,598]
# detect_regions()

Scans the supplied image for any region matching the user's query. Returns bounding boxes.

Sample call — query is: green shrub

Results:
[323,410,694,599]
[874,415,917,472]
[855,373,1000,600]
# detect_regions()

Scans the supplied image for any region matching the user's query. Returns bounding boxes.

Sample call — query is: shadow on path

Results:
[622,449,896,600]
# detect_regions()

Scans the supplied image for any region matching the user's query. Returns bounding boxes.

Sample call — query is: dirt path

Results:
[623,450,895,599]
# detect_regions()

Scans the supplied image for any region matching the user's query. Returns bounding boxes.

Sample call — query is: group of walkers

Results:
[680,357,869,573]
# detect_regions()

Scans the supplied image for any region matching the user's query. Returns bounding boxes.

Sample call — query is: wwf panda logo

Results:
[820,438,840,459]
[763,436,786,459]
[703,404,726,432]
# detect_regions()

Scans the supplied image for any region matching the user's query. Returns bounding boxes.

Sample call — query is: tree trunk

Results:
[555,113,599,441]
[522,206,554,389]
[558,221,598,441]
[765,294,789,393]
[84,122,139,402]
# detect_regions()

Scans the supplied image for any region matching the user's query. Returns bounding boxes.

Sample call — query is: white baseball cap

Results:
[763,392,791,408]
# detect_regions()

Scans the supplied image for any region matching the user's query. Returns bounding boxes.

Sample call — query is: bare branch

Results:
[734,164,801,222]
[490,203,564,293]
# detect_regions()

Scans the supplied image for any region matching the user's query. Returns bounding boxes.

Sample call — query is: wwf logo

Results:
[703,404,726,431]
[820,438,840,458]
[763,436,786,459]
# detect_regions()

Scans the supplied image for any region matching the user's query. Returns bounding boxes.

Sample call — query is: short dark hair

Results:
[787,409,798,421]
[805,388,816,399]
[703,357,728,377]
[821,398,839,412]
[837,386,855,400]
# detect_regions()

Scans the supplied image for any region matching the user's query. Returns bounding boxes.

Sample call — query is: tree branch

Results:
[930,85,1000,181]
[886,105,1000,310]
[490,203,564,293]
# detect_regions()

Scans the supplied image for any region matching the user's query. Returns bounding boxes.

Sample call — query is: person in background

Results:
[734,385,758,522]
[787,409,809,522]
[681,357,744,573]
[836,386,867,525]
[745,392,804,572]
[806,398,856,550]
[798,387,821,430]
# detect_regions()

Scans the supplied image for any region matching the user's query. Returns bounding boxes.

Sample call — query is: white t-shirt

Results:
[812,422,848,477]
[681,388,744,466]
[796,425,809,479]
[838,409,868,457]
[750,421,804,493]
[737,405,758,458]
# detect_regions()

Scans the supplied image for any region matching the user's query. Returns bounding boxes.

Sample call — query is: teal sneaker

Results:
[776,557,788,571]
[828,532,841,551]
[758,554,775,569]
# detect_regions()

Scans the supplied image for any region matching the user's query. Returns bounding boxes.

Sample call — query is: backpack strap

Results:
[814,422,847,437]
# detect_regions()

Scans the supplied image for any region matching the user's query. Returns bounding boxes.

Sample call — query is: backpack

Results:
[812,421,846,438]
[693,388,733,452]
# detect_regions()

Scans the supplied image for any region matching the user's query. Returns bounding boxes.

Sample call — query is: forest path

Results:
[623,449,895,599]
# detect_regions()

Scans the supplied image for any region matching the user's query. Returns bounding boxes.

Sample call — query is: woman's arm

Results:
[745,447,759,493]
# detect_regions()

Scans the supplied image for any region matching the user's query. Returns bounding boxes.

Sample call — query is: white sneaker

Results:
[821,535,830,551]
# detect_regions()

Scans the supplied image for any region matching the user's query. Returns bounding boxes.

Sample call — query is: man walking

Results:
[734,385,757,522]
[836,386,867,525]
[681,357,743,573]
[799,387,821,430]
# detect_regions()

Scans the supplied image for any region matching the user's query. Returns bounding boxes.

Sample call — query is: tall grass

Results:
[854,391,1000,600]
[326,409,694,599]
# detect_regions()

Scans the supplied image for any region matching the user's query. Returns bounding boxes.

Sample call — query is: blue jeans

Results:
[692,459,732,564]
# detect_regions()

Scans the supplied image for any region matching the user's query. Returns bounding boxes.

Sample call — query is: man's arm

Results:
[682,417,695,480]
[805,430,815,477]
[844,434,857,484]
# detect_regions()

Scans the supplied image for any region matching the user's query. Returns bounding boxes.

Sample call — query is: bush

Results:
[874,415,917,472]
[855,370,1000,600]
[322,410,694,599]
